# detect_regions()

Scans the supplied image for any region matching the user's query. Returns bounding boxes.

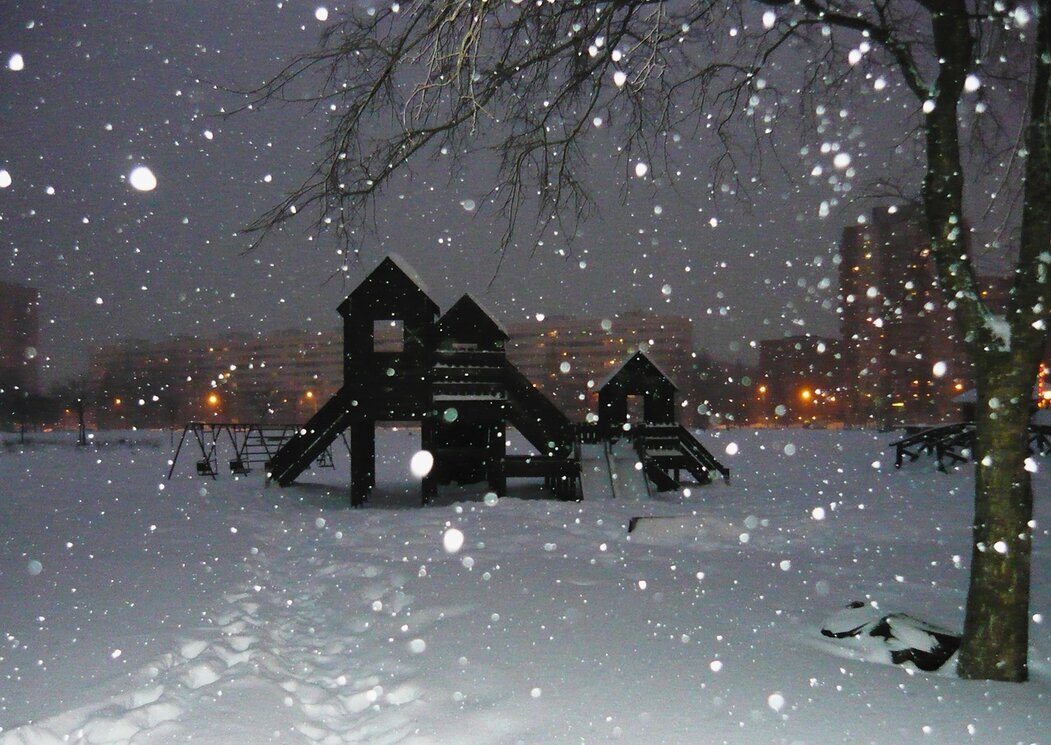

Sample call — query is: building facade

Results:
[88,312,707,429]
[91,329,344,428]
[838,206,972,426]
[0,279,40,394]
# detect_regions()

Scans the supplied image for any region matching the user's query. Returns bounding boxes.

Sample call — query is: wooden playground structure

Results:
[170,255,728,505]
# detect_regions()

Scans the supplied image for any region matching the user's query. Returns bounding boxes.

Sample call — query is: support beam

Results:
[350,420,374,507]
[421,418,437,505]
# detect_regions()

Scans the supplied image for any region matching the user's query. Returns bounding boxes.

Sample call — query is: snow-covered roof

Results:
[437,293,509,341]
[597,350,680,391]
[383,253,431,296]
[339,254,439,317]
[461,293,510,337]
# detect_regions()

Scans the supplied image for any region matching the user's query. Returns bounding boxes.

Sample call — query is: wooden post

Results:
[421,418,437,505]
[350,420,374,507]
[487,422,507,496]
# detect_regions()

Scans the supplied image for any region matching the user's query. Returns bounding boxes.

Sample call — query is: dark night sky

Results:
[1,0,949,385]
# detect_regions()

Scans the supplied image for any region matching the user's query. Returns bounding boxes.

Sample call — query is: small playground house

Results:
[261,255,727,505]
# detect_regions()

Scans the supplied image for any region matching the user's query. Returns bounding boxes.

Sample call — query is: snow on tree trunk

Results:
[957,357,1036,682]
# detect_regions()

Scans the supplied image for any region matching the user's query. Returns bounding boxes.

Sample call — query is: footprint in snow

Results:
[211,642,253,668]
[126,701,183,730]
[238,601,261,616]
[384,683,421,707]
[293,720,330,742]
[79,714,141,744]
[179,639,209,661]
[120,684,164,709]
[220,618,251,636]
[181,662,221,690]
[226,634,257,652]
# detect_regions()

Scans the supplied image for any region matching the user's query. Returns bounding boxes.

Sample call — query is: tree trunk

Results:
[956,355,1035,681]
[956,0,1049,682]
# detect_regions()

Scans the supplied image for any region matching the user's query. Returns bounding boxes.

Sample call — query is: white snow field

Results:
[1,428,1048,744]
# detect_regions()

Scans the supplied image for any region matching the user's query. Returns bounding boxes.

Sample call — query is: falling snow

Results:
[1,428,1044,742]
[1,4,1048,740]
[128,165,158,192]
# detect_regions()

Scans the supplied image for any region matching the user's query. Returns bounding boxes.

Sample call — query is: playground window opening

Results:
[626,394,644,421]
[375,319,405,352]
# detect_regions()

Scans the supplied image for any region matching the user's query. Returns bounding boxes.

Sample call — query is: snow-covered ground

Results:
[1,428,1048,744]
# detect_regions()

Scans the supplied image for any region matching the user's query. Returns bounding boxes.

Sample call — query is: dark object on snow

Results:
[889,419,1051,472]
[821,601,960,672]
[888,422,973,472]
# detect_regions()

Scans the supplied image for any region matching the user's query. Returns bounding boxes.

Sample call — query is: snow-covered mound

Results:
[1,428,1048,744]
[821,601,960,671]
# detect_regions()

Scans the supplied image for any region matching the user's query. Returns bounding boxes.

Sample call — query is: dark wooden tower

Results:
[427,294,510,498]
[598,351,678,432]
[337,256,440,505]
[268,256,440,505]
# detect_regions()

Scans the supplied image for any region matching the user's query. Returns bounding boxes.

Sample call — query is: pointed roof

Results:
[598,350,679,392]
[337,255,439,317]
[437,293,509,343]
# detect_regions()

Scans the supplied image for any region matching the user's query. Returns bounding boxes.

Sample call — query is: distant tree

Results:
[243,2,1049,682]
[52,378,96,445]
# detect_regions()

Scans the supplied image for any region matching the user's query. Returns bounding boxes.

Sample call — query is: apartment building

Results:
[839,206,971,425]
[91,329,343,427]
[0,280,40,393]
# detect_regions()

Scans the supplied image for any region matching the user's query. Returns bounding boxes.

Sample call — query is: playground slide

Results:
[268,389,355,486]
[578,443,615,499]
[502,360,574,457]
[608,439,651,499]
[578,440,651,500]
